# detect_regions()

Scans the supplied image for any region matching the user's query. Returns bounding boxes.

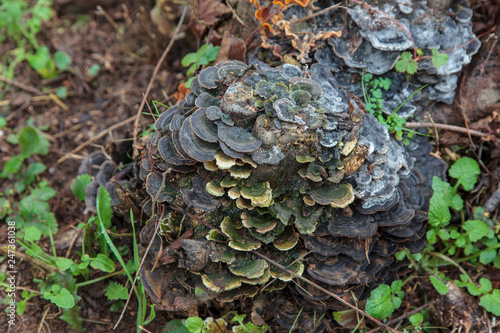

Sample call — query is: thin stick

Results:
[260,251,312,292]
[113,172,169,330]
[291,3,342,24]
[65,227,83,259]
[364,300,437,333]
[458,73,476,150]
[426,114,440,153]
[52,120,90,139]
[428,251,469,278]
[0,75,43,95]
[480,34,498,76]
[348,0,416,58]
[404,122,491,138]
[37,307,51,333]
[251,251,402,333]
[57,115,136,164]
[225,0,250,30]
[132,6,188,159]
[419,27,497,61]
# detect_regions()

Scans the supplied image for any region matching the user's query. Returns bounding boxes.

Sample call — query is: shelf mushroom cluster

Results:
[89,60,447,313]
[254,0,480,117]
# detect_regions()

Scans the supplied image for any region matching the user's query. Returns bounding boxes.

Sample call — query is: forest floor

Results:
[1,0,500,332]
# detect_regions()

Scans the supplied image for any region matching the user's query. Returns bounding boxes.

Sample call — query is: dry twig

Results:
[37,307,51,333]
[405,122,491,138]
[225,0,250,30]
[0,75,44,95]
[291,3,343,24]
[132,6,188,159]
[57,115,136,164]
[364,300,438,333]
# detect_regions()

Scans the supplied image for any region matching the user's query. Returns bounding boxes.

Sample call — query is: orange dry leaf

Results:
[273,0,312,8]
[278,20,342,62]
[255,5,281,24]
[174,83,190,103]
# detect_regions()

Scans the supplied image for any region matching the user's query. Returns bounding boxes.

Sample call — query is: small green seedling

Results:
[71,174,92,201]
[365,280,405,320]
[419,156,500,316]
[395,47,449,75]
[395,52,418,75]
[181,43,220,88]
[0,0,72,84]
[176,311,268,333]
[361,72,426,144]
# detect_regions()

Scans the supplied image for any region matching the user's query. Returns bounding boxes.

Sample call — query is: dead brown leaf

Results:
[188,0,232,40]
[156,228,194,265]
[214,31,247,64]
[332,309,365,330]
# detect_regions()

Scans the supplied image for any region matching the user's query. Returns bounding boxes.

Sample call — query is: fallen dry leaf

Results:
[188,0,232,40]
[214,31,247,64]
[174,82,190,103]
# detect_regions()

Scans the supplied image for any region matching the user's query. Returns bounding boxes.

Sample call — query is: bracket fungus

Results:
[81,59,447,329]
[251,0,480,123]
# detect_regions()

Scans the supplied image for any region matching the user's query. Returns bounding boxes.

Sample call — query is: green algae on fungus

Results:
[241,211,278,234]
[221,217,262,251]
[272,226,300,251]
[201,273,242,292]
[294,207,324,234]
[229,164,253,179]
[240,181,273,207]
[309,183,355,208]
[206,179,225,197]
[228,254,269,279]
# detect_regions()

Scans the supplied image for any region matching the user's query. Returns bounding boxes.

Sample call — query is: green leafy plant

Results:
[395,47,449,75]
[168,311,269,333]
[181,43,220,88]
[1,122,57,241]
[395,52,418,75]
[0,273,38,316]
[1,121,156,330]
[361,72,426,144]
[431,48,449,68]
[398,157,500,316]
[86,63,100,81]
[95,188,156,332]
[365,280,405,320]
[0,0,72,85]
[71,174,92,201]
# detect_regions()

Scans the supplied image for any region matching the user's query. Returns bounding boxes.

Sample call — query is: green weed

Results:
[395,47,449,75]
[0,0,72,95]
[365,280,405,320]
[398,157,500,316]
[361,72,426,144]
[0,120,155,330]
[167,311,269,333]
[349,157,499,332]
[181,43,220,88]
